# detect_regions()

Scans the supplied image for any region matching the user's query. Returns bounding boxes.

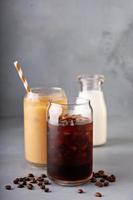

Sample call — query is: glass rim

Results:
[50,96,90,106]
[27,87,64,97]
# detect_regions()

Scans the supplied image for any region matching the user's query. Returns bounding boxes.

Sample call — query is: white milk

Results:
[78,90,107,146]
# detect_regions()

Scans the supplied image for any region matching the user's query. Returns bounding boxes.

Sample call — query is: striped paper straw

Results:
[14,61,31,93]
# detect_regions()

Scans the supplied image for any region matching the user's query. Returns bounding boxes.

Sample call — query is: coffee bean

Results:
[78,189,85,193]
[28,173,34,178]
[17,184,24,188]
[44,180,51,185]
[102,174,108,179]
[13,178,19,184]
[90,177,97,183]
[22,177,27,181]
[41,174,47,178]
[100,178,105,183]
[19,178,23,182]
[104,181,109,187]
[22,181,27,186]
[98,170,104,175]
[92,172,95,176]
[95,192,102,197]
[37,177,44,182]
[94,173,100,178]
[37,181,43,186]
[30,178,36,184]
[24,177,30,181]
[40,184,45,190]
[44,188,51,192]
[98,171,106,178]
[110,174,116,181]
[95,181,104,187]
[110,174,116,178]
[27,184,33,190]
[107,176,116,182]
[5,185,12,190]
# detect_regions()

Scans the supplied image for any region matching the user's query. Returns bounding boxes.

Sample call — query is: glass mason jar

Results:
[78,75,107,146]
[47,97,93,186]
[24,87,66,167]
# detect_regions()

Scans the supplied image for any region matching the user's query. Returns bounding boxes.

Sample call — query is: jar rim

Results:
[50,96,91,106]
[25,87,65,98]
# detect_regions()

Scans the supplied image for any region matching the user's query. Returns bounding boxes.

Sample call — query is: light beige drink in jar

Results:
[24,87,66,166]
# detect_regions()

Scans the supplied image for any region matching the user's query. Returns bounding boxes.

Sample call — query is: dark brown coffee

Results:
[47,114,93,182]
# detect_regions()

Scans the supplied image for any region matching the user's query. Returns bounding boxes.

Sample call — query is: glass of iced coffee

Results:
[47,97,93,186]
[24,87,66,167]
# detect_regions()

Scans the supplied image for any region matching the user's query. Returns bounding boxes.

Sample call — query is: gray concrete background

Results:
[0,0,133,118]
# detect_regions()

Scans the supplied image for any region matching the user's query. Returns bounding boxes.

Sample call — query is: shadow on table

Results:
[107,137,133,147]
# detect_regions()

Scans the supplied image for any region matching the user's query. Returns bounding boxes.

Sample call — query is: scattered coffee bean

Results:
[100,178,105,183]
[94,172,100,178]
[92,172,95,176]
[22,177,27,181]
[17,184,24,188]
[98,170,104,175]
[40,184,45,190]
[44,180,51,185]
[104,181,109,187]
[37,181,43,186]
[41,174,47,178]
[98,171,107,178]
[102,174,108,179]
[5,185,12,190]
[111,174,116,178]
[5,170,115,194]
[37,177,44,182]
[107,175,116,182]
[24,177,30,181]
[4,173,53,192]
[90,170,116,190]
[95,181,104,187]
[78,189,85,193]
[90,177,97,183]
[44,188,51,192]
[110,174,116,181]
[95,192,102,197]
[27,184,33,190]
[30,178,36,184]
[13,178,19,184]
[22,181,27,186]
[19,178,23,182]
[28,173,34,178]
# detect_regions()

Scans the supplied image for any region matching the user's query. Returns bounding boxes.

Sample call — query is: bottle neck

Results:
[78,75,104,91]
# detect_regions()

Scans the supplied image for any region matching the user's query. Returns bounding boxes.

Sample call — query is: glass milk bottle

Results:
[77,75,107,146]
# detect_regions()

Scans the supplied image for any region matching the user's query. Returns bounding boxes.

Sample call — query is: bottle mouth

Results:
[77,74,105,83]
